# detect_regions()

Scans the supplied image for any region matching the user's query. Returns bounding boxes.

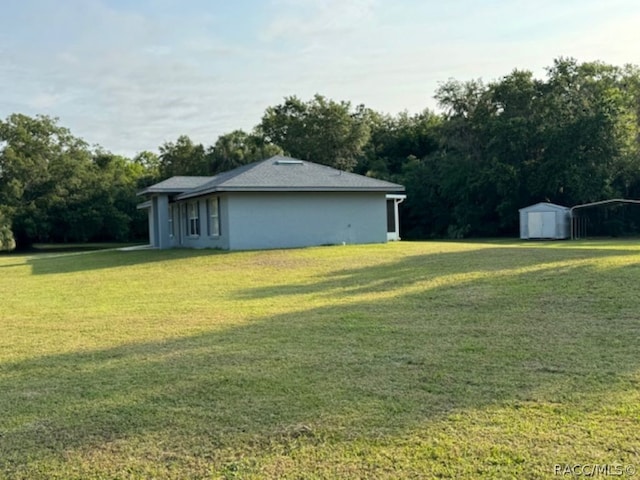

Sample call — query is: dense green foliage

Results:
[0,208,15,251]
[1,58,639,249]
[0,115,148,249]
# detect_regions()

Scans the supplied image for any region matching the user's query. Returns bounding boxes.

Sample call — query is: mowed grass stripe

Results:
[0,240,639,479]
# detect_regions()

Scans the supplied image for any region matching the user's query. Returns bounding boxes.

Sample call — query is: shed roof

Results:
[519,202,570,213]
[138,156,405,199]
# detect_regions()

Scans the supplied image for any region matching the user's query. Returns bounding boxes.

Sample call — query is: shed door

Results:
[528,212,556,238]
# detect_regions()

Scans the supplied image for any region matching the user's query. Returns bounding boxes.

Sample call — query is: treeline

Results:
[1,58,640,250]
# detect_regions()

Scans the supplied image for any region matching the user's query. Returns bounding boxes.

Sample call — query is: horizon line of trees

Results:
[2,57,640,251]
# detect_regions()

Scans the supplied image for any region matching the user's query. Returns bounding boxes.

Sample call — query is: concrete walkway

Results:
[117,244,154,251]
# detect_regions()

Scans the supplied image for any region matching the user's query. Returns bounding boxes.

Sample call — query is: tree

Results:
[0,114,95,249]
[358,109,441,179]
[158,135,208,178]
[0,208,15,251]
[527,58,640,206]
[133,150,161,188]
[430,77,512,236]
[258,94,370,171]
[90,150,148,242]
[207,130,282,174]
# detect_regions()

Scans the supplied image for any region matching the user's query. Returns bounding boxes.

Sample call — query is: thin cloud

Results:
[262,0,378,42]
[0,0,638,156]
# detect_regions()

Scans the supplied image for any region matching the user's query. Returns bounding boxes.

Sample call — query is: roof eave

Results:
[137,188,189,196]
[176,186,405,200]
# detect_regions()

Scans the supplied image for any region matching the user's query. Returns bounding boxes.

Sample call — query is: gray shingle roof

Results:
[137,176,212,195]
[173,156,404,200]
[138,156,405,199]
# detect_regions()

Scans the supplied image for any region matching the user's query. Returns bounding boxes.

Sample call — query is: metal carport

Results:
[570,199,640,239]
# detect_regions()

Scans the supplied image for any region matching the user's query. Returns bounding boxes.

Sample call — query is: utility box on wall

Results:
[519,202,570,239]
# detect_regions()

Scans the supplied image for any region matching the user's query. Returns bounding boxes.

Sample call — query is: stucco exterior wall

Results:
[149,195,170,247]
[226,191,387,250]
[147,204,156,247]
[154,195,171,248]
[169,203,179,248]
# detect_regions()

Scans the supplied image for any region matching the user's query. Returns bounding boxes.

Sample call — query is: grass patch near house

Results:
[1,240,639,478]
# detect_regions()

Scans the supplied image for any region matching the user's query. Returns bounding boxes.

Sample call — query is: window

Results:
[208,197,220,236]
[187,201,200,236]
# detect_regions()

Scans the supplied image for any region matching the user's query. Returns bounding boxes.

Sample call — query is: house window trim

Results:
[186,201,200,237]
[208,196,221,237]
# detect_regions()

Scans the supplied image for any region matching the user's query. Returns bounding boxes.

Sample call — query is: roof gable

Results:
[519,202,570,213]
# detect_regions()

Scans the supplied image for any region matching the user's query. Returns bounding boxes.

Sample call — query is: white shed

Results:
[519,202,570,239]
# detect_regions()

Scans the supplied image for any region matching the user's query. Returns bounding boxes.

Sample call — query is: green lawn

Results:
[1,240,639,479]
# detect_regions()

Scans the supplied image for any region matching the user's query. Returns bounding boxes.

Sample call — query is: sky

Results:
[1,0,639,157]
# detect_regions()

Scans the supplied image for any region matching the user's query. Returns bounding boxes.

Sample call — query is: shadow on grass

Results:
[1,242,230,275]
[1,244,640,476]
[5,237,638,277]
[0,244,132,269]
[22,247,227,275]
[238,245,640,300]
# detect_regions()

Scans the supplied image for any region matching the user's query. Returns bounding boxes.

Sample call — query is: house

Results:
[137,155,406,250]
